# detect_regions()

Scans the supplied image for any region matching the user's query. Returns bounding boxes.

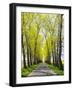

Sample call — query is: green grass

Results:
[48,64,64,75]
[21,64,38,77]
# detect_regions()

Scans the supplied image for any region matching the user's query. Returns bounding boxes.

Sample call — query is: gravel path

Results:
[28,63,57,77]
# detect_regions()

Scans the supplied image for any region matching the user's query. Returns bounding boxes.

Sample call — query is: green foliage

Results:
[48,64,64,75]
[21,64,38,77]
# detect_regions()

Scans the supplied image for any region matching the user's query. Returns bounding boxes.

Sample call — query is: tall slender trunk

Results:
[26,42,30,67]
[21,13,27,68]
[29,48,32,65]
[22,34,27,68]
[58,15,63,70]
[46,41,51,64]
[34,26,40,64]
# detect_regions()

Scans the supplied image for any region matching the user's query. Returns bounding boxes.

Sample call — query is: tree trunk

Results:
[26,44,30,67]
[22,34,27,68]
[58,15,63,70]
[29,48,32,65]
[34,26,40,64]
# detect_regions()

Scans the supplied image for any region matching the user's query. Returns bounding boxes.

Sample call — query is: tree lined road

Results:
[21,13,64,77]
[28,63,57,77]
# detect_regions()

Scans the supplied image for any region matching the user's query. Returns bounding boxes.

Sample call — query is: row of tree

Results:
[21,12,64,70]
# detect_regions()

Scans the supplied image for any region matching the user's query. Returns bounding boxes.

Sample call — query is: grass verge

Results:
[21,64,38,77]
[48,64,64,75]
